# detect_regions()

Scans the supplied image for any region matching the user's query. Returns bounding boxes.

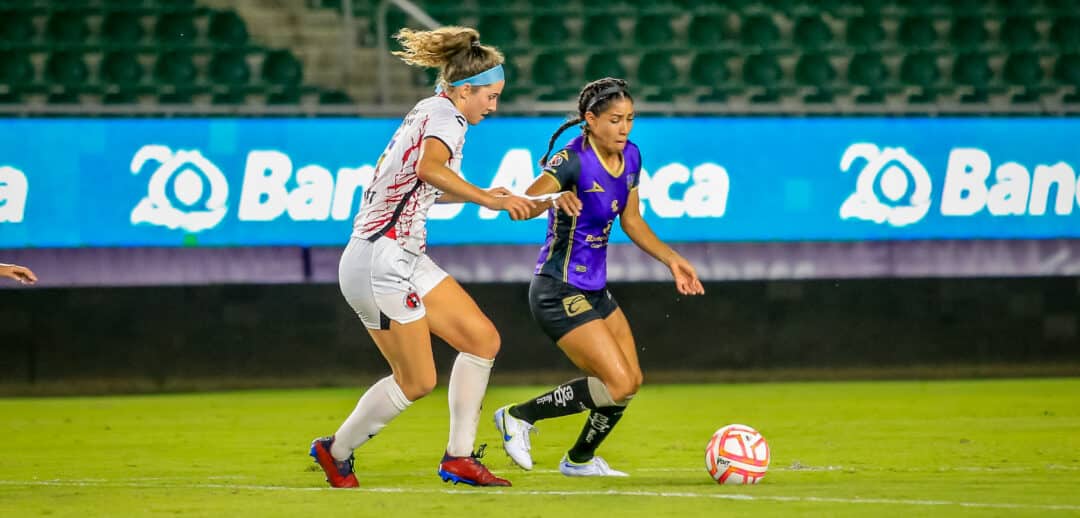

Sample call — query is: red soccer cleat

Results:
[438,445,511,487]
[309,436,360,488]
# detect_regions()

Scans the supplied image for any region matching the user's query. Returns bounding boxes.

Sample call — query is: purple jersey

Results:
[535,135,642,291]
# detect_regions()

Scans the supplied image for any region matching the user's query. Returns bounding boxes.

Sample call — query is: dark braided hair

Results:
[539,77,633,167]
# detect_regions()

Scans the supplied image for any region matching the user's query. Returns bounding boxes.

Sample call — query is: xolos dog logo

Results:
[130,145,229,232]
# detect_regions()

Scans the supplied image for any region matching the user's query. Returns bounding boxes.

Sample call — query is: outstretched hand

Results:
[668,255,704,296]
[487,191,537,221]
[0,263,37,285]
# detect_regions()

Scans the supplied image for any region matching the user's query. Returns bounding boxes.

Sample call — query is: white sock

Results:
[331,375,412,461]
[446,352,494,457]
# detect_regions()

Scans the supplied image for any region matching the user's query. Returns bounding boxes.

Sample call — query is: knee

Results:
[606,373,641,404]
[469,322,501,360]
[397,372,437,401]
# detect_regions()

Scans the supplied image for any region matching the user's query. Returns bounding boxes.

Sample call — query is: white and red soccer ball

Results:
[705,424,770,485]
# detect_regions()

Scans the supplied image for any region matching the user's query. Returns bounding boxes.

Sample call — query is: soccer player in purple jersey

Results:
[494,78,706,476]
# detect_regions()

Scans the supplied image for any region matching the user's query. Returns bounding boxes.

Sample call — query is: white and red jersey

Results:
[352,95,467,255]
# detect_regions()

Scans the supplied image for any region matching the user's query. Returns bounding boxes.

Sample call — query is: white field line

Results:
[1,479,1078,512]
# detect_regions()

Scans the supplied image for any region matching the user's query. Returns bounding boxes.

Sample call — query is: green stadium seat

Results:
[638,52,677,87]
[47,90,81,104]
[1047,0,1080,12]
[688,15,727,48]
[155,12,197,45]
[0,11,35,44]
[899,52,939,102]
[585,52,626,81]
[846,16,885,50]
[45,51,88,86]
[742,53,783,102]
[531,52,572,87]
[266,88,301,105]
[794,16,832,51]
[1051,17,1080,50]
[948,17,986,51]
[1053,53,1080,102]
[101,11,145,46]
[261,50,302,86]
[1001,16,1039,51]
[795,53,835,102]
[848,52,888,103]
[154,50,196,86]
[100,51,143,87]
[208,10,249,47]
[212,89,246,104]
[948,0,983,15]
[158,90,193,104]
[636,15,675,48]
[952,53,992,102]
[209,51,250,85]
[103,89,139,104]
[995,0,1030,13]
[1003,52,1043,102]
[0,50,34,102]
[584,15,621,46]
[898,16,937,49]
[690,52,729,87]
[740,15,780,50]
[478,15,517,48]
[529,15,568,47]
[319,89,352,104]
[46,11,89,45]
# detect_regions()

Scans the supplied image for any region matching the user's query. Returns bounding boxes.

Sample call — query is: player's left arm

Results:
[619,189,705,296]
[437,187,509,204]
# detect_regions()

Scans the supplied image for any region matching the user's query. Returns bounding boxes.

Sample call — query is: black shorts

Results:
[528,274,619,342]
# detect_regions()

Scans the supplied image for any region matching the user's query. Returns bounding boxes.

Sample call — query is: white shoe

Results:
[558,455,629,477]
[494,405,535,470]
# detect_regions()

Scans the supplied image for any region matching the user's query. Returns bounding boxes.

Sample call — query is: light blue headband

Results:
[434,64,505,93]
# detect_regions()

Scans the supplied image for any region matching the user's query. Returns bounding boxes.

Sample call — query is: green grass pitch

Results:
[1,379,1078,516]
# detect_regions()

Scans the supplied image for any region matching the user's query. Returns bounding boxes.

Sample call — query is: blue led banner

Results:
[2,117,1079,248]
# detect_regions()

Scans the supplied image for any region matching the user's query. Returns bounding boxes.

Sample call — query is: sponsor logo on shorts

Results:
[562,294,592,317]
[404,292,421,310]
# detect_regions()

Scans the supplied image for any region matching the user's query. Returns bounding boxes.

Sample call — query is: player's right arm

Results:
[0,263,37,284]
[416,138,535,220]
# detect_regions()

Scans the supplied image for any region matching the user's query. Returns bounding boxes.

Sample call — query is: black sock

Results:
[566,404,625,463]
[508,378,595,424]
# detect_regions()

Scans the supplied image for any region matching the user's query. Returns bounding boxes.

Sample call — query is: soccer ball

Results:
[705,424,770,484]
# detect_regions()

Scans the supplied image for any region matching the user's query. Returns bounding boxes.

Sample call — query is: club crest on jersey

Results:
[404,292,421,310]
[584,181,605,193]
[562,294,593,317]
[547,150,568,169]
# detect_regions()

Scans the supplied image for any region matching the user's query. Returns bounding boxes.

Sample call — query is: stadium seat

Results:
[155,12,198,45]
[45,51,88,86]
[585,53,626,81]
[688,15,728,48]
[209,51,250,85]
[0,50,34,101]
[531,52,573,88]
[1003,52,1043,102]
[266,88,301,105]
[154,50,197,87]
[1051,17,1080,50]
[742,53,783,102]
[262,50,302,86]
[995,0,1030,13]
[1053,53,1080,102]
[100,51,143,88]
[952,52,992,102]
[208,10,249,47]
[691,52,729,87]
[101,11,145,46]
[949,16,987,51]
[1001,16,1039,51]
[635,15,675,48]
[584,15,622,46]
[899,52,939,102]
[898,16,937,49]
[529,15,568,47]
[319,89,352,104]
[478,15,517,48]
[0,11,35,45]
[948,0,983,15]
[794,53,836,102]
[46,11,89,45]
[846,16,885,50]
[794,16,833,51]
[638,52,677,86]
[848,52,888,103]
[740,15,780,50]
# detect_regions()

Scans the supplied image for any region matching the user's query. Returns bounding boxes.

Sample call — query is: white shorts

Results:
[338,236,449,330]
